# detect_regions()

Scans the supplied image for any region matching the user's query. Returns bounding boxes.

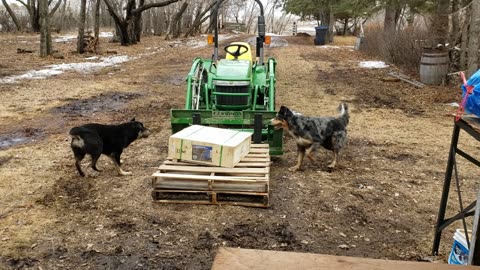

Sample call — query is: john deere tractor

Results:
[170,0,282,155]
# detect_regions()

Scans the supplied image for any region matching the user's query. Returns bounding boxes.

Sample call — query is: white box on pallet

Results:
[168,125,252,168]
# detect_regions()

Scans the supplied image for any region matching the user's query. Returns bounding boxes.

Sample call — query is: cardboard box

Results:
[168,125,252,168]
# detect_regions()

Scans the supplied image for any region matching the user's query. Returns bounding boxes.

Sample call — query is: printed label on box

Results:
[192,145,213,162]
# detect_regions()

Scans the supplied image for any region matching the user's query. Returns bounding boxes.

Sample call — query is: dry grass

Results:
[333,36,357,46]
[361,23,437,72]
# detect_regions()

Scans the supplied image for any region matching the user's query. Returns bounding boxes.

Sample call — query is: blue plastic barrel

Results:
[314,26,328,45]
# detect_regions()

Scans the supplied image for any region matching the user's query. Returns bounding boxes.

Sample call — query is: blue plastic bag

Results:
[462,69,480,116]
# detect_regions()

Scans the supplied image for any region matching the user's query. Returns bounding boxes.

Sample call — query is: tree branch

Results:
[132,0,180,15]
[2,0,22,31]
[103,0,125,26]
[49,0,63,17]
[15,0,28,8]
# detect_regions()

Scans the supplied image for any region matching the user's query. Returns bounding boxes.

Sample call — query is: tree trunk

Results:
[435,0,450,45]
[451,0,460,45]
[2,0,22,31]
[467,0,480,77]
[460,6,470,71]
[39,0,51,57]
[384,1,397,34]
[32,7,41,32]
[77,0,87,53]
[59,0,67,32]
[342,18,348,36]
[327,4,334,42]
[94,0,101,42]
[167,2,188,39]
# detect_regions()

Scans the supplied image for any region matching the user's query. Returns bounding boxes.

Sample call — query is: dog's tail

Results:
[337,102,349,126]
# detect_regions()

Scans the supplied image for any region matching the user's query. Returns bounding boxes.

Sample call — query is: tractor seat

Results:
[225,42,252,62]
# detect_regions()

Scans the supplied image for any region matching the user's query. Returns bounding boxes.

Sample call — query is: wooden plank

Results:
[158,165,269,174]
[152,190,269,208]
[153,180,268,192]
[211,248,480,270]
[250,144,269,148]
[153,189,268,196]
[388,71,425,88]
[462,116,480,135]
[163,160,270,168]
[152,173,268,181]
[249,148,270,154]
[245,153,269,158]
[153,199,268,208]
[240,158,270,163]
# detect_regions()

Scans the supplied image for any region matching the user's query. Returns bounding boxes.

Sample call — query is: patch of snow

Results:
[0,55,132,84]
[317,45,354,49]
[99,32,114,38]
[85,56,99,60]
[358,61,389,69]
[54,35,76,43]
[54,32,113,43]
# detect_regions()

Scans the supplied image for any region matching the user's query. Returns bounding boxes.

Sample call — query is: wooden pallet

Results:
[151,144,270,208]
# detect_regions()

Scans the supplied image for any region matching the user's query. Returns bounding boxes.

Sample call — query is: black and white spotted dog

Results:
[271,103,349,171]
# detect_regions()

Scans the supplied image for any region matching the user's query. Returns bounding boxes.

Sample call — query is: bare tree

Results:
[2,0,22,31]
[435,0,450,45]
[165,1,188,39]
[58,0,67,32]
[39,0,52,56]
[104,0,180,45]
[384,0,401,34]
[451,0,460,45]
[13,0,62,32]
[460,5,470,70]
[94,0,101,41]
[244,0,258,34]
[77,0,87,53]
[184,0,216,37]
[467,0,480,77]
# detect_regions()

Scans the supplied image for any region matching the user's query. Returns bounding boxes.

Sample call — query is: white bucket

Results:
[448,229,470,265]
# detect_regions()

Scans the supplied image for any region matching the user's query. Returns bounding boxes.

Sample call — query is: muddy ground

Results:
[0,31,478,269]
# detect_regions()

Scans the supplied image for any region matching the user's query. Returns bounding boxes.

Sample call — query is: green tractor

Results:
[170,0,283,155]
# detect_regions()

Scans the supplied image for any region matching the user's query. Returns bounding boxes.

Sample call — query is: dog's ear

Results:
[131,117,136,122]
[280,106,293,117]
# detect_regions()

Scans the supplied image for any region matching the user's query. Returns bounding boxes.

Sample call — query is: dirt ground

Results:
[0,31,478,269]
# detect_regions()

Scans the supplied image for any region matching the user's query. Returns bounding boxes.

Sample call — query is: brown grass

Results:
[333,36,357,46]
[361,23,437,72]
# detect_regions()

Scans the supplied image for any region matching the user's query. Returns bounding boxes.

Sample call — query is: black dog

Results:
[69,119,150,177]
[271,103,349,171]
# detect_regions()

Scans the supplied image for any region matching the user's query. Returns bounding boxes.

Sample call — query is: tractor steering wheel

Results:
[224,44,249,59]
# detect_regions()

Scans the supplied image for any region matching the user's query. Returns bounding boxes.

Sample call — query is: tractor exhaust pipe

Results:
[213,0,224,62]
[254,0,265,65]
